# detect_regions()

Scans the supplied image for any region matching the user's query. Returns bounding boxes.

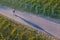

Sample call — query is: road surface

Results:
[0,6,60,39]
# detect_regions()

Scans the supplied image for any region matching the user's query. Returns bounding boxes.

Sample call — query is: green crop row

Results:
[0,0,60,19]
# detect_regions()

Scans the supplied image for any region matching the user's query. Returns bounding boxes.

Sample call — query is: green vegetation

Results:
[0,14,58,40]
[0,0,60,19]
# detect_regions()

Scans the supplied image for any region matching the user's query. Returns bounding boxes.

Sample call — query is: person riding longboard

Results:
[13,9,16,16]
[13,9,17,16]
[13,9,15,13]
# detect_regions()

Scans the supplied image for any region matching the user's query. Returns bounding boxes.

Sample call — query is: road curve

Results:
[0,6,60,39]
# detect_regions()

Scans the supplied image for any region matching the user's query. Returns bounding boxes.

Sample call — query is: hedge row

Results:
[0,0,60,19]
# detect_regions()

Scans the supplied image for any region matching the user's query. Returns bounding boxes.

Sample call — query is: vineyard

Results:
[0,14,59,40]
[0,0,60,19]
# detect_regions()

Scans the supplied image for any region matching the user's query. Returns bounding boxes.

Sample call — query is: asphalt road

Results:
[0,6,60,39]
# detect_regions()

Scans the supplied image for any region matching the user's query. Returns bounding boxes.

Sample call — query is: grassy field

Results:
[0,0,60,19]
[0,14,59,40]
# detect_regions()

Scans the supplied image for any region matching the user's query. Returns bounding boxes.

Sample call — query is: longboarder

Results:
[13,9,15,14]
[13,9,15,17]
[13,9,17,16]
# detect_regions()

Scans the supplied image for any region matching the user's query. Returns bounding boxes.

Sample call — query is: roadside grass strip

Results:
[0,14,59,40]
